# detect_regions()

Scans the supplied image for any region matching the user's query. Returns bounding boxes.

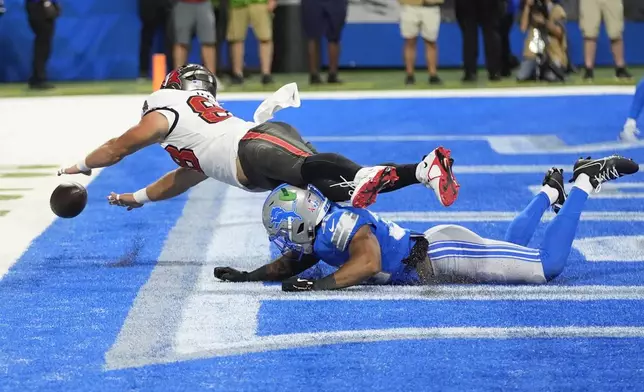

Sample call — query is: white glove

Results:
[620,119,640,143]
[253,82,301,123]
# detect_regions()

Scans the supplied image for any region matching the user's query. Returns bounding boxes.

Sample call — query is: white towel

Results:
[252,82,301,124]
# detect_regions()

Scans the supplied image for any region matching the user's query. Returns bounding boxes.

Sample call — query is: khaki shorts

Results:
[399,5,440,42]
[227,3,272,42]
[579,0,624,40]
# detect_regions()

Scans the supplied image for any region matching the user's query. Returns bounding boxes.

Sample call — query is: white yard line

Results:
[196,283,644,301]
[377,211,644,222]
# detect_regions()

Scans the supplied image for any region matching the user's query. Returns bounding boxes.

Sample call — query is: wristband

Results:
[132,188,151,204]
[76,159,90,172]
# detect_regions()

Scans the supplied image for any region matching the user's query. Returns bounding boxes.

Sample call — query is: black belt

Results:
[402,235,429,268]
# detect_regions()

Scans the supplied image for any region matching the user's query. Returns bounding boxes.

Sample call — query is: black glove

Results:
[282,276,315,292]
[213,267,248,282]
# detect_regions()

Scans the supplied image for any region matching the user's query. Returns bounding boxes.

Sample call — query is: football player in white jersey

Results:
[58,64,460,210]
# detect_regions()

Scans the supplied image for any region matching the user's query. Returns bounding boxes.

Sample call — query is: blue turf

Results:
[1,95,644,391]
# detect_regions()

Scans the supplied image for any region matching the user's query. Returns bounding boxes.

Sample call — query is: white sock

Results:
[626,118,637,128]
[573,173,594,195]
[540,185,560,205]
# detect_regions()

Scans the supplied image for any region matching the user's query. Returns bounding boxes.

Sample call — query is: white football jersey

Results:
[142,89,257,189]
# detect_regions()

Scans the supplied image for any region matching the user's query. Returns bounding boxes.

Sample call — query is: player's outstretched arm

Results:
[58,112,169,176]
[283,226,382,291]
[214,253,319,283]
[108,167,208,210]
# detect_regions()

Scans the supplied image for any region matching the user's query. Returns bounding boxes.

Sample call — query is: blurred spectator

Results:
[211,0,229,75]
[579,0,631,80]
[227,0,275,84]
[301,0,348,84]
[499,0,520,76]
[138,0,174,80]
[454,0,503,82]
[516,0,567,82]
[26,0,60,89]
[399,0,443,85]
[0,0,5,16]
[173,0,218,76]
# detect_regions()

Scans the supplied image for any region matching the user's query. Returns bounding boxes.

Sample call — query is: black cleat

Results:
[542,167,567,213]
[569,155,640,190]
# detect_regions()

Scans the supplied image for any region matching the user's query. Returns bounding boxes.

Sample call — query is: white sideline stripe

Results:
[105,326,644,369]
[376,211,644,222]
[198,283,644,301]
[1,86,634,105]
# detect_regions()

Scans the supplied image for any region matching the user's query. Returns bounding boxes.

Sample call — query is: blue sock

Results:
[628,77,644,121]
[539,188,588,280]
[504,192,550,246]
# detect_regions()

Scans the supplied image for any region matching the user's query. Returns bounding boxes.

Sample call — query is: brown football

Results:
[50,182,88,218]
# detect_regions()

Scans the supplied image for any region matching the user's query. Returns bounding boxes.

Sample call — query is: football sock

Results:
[627,77,644,122]
[504,192,550,246]
[539,186,588,280]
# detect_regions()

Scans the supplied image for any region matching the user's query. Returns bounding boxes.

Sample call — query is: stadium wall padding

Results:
[0,0,643,82]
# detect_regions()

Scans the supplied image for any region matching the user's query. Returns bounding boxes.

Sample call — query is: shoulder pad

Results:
[326,211,360,252]
[141,89,187,117]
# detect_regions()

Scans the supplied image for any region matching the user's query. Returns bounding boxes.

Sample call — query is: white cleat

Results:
[350,166,399,208]
[415,146,460,207]
[620,119,640,143]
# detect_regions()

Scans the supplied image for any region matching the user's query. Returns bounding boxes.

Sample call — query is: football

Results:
[50,182,88,218]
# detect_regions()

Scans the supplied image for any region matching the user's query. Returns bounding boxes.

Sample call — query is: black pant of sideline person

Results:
[138,0,174,79]
[26,0,59,89]
[455,0,503,82]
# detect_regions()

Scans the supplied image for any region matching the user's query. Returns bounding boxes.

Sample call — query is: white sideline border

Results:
[0,85,635,105]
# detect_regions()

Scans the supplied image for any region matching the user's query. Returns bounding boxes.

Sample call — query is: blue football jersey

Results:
[312,204,421,284]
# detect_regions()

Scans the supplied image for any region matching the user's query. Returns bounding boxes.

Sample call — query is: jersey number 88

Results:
[187,95,232,124]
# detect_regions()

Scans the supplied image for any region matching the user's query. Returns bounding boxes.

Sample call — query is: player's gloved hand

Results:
[57,164,92,176]
[214,267,249,282]
[620,120,640,142]
[107,192,143,211]
[282,276,315,292]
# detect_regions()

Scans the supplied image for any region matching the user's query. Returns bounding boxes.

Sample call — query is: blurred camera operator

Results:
[516,0,567,82]
[26,0,60,89]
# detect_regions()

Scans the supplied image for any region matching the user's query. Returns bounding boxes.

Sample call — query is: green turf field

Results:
[0,68,642,97]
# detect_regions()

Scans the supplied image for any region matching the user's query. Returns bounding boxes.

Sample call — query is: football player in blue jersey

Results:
[214,154,639,291]
[620,77,644,142]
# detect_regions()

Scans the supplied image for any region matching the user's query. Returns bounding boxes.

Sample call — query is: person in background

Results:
[172,0,218,77]
[138,0,174,80]
[301,0,348,84]
[26,0,60,89]
[399,0,443,85]
[620,78,644,142]
[226,0,275,85]
[579,0,631,81]
[454,0,503,82]
[212,0,229,77]
[499,0,520,76]
[516,0,567,82]
[0,0,5,16]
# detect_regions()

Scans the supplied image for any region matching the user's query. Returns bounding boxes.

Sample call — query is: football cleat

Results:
[350,166,399,208]
[415,147,460,207]
[569,155,639,191]
[542,167,567,213]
